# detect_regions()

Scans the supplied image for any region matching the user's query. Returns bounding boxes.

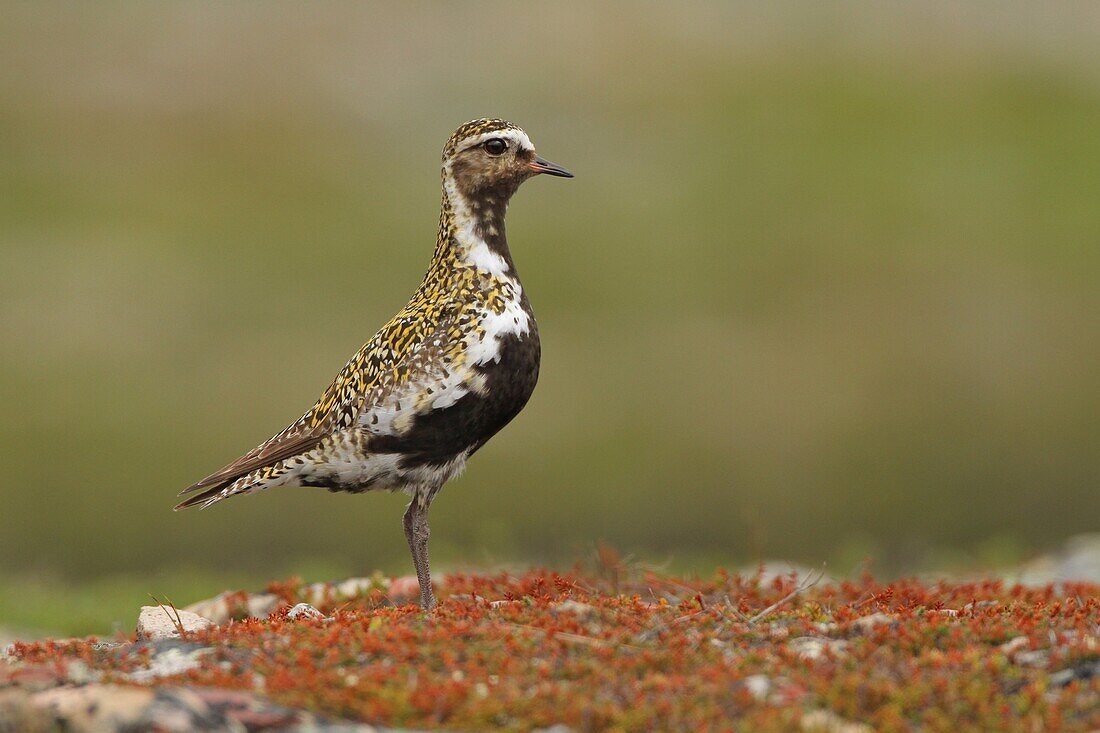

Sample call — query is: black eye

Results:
[484,138,507,156]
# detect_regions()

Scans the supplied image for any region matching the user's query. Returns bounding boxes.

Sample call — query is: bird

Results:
[175,118,573,610]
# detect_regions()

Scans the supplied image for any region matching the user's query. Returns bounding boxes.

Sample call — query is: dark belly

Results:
[367,329,541,469]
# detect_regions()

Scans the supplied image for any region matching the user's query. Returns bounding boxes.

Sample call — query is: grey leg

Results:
[403,496,436,611]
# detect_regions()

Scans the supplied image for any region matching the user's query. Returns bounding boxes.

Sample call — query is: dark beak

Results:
[528,156,574,178]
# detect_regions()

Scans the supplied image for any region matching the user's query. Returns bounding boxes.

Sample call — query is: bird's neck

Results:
[430,174,517,280]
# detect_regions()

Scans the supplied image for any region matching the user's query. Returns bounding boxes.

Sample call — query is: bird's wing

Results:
[306,303,466,433]
[178,300,466,501]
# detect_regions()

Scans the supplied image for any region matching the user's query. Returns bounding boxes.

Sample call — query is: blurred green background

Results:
[2,2,1099,634]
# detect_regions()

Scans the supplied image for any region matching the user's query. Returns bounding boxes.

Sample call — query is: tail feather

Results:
[177,424,325,501]
[175,461,301,511]
[174,481,234,511]
[176,423,324,511]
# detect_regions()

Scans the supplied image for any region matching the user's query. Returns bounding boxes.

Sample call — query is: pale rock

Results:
[246,594,282,618]
[962,600,999,612]
[0,687,55,731]
[801,709,873,733]
[1015,649,1050,668]
[4,681,386,731]
[32,685,160,731]
[789,636,848,661]
[63,660,99,685]
[286,603,324,621]
[336,577,381,598]
[136,606,214,640]
[994,633,1051,669]
[184,591,282,624]
[551,600,596,619]
[304,582,337,606]
[1017,533,1100,585]
[738,561,835,587]
[1049,659,1100,688]
[999,636,1030,656]
[741,674,773,702]
[850,612,895,634]
[996,636,1050,668]
[126,647,209,682]
[303,576,387,606]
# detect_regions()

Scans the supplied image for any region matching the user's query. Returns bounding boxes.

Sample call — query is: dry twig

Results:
[747,567,825,625]
[148,594,188,639]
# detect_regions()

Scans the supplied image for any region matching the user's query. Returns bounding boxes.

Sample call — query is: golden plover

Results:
[176,119,573,610]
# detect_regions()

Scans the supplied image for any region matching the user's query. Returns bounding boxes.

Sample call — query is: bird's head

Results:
[442,118,572,202]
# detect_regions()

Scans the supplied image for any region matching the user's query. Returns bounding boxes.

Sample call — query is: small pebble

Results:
[741,674,772,702]
[286,603,324,621]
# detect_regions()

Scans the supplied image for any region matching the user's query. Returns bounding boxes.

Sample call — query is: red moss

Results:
[5,568,1099,731]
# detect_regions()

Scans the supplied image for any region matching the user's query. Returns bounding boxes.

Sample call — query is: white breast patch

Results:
[465,288,531,368]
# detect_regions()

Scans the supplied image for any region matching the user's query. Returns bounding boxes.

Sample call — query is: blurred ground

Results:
[1,3,1098,633]
[5,566,1099,732]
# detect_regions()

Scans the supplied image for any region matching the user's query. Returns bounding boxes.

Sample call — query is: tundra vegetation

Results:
[4,559,1098,731]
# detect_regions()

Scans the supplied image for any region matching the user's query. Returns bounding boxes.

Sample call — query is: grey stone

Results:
[125,646,211,682]
[788,636,848,661]
[801,709,873,733]
[1017,533,1100,585]
[740,674,772,702]
[19,683,394,732]
[550,600,596,619]
[998,636,1030,656]
[304,577,385,606]
[850,612,895,634]
[1049,660,1100,688]
[738,562,836,588]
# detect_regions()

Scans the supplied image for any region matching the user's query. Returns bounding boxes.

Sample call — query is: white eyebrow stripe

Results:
[455,129,534,154]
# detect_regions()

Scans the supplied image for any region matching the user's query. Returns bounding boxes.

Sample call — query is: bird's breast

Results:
[361,286,540,469]
[464,282,534,367]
